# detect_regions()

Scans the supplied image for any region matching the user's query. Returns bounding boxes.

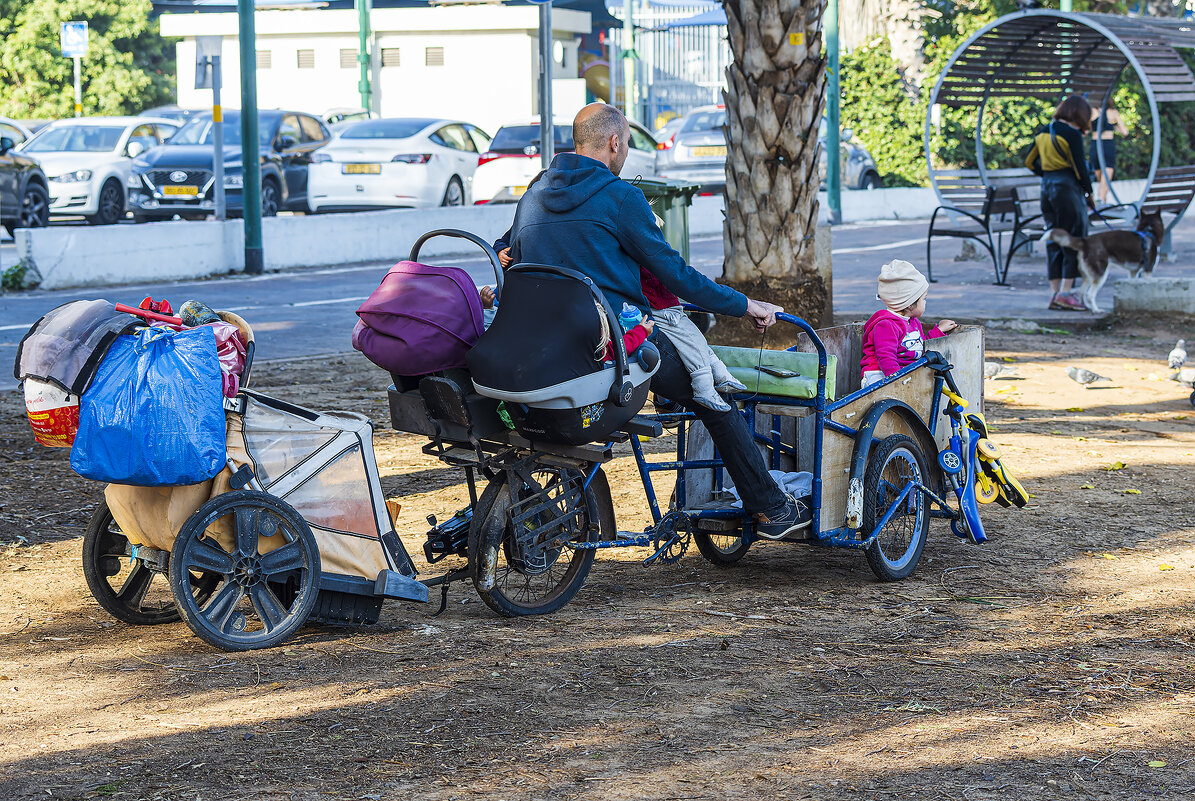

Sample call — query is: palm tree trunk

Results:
[719,0,829,339]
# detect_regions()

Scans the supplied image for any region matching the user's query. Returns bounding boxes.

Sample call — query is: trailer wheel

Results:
[863,434,930,581]
[170,491,320,651]
[693,531,751,566]
[82,500,188,625]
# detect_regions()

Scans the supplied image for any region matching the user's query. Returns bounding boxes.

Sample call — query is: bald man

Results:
[495,103,809,538]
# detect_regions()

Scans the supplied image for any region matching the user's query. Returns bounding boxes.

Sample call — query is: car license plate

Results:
[691,145,727,157]
[162,185,199,196]
[343,163,382,175]
[511,185,528,197]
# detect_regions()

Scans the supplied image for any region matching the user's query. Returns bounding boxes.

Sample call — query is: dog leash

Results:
[1089,206,1118,232]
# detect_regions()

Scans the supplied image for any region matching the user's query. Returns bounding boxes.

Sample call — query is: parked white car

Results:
[18,116,179,224]
[307,117,491,211]
[472,117,658,204]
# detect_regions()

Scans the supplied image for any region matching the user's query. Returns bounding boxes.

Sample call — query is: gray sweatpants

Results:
[650,306,745,411]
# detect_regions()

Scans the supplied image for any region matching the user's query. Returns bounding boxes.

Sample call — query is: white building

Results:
[160,4,591,135]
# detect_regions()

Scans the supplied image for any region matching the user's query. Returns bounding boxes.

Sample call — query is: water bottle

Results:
[619,302,643,332]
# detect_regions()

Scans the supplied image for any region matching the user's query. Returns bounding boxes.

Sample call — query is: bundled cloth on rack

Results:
[724,470,813,509]
[14,300,139,396]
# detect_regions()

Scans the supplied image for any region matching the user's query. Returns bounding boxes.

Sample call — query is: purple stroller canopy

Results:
[353,260,485,377]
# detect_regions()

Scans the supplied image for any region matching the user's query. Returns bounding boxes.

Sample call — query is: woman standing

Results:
[1089,102,1129,204]
[1025,94,1095,311]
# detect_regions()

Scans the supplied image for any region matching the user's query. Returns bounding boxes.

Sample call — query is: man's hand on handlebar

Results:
[745,298,782,333]
[498,247,513,269]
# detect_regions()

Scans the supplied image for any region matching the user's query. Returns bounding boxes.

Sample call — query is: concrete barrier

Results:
[262,204,516,268]
[17,204,517,291]
[1115,276,1195,315]
[16,219,243,290]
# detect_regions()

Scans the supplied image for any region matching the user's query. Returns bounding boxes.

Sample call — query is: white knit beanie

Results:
[877,259,929,312]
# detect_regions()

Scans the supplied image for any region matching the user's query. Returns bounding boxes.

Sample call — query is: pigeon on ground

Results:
[1168,339,1187,370]
[1067,366,1112,388]
[1170,367,1195,387]
[984,361,1021,379]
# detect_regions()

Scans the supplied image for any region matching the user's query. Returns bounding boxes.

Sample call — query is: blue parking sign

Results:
[61,21,88,58]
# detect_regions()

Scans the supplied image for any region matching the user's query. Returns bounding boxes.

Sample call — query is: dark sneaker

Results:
[754,494,812,540]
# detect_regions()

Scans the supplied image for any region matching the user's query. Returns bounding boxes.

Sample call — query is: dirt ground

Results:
[1,319,1193,801]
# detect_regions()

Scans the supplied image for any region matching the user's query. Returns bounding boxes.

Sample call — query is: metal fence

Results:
[606,1,731,131]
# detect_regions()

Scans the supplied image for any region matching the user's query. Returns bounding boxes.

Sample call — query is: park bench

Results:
[926,168,1038,285]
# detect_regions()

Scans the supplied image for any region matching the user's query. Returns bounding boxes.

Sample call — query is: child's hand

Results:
[480,285,495,309]
[938,319,958,334]
[498,248,512,268]
[641,319,655,336]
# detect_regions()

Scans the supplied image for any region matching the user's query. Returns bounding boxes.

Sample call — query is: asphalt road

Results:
[0,219,937,391]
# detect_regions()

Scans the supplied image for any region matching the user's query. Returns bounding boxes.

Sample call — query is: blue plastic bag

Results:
[71,326,227,486]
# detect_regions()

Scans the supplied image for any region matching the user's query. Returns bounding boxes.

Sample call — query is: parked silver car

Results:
[655,104,882,191]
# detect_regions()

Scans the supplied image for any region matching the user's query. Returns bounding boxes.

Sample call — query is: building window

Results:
[339,48,357,69]
[297,49,315,69]
[256,50,271,69]
[381,47,400,67]
[425,46,444,67]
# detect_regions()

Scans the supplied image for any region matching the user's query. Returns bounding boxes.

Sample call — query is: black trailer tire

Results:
[863,434,930,581]
[82,500,182,625]
[170,490,320,651]
[468,466,609,617]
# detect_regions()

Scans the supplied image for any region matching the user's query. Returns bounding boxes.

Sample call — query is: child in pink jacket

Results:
[860,260,957,389]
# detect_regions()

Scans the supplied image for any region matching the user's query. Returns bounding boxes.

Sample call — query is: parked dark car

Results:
[139,105,203,124]
[126,110,331,221]
[0,134,49,237]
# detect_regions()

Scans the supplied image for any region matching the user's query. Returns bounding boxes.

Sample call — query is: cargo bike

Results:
[80,229,1018,651]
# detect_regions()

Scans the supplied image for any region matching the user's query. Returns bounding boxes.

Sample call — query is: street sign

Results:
[195,35,223,89]
[60,21,88,58]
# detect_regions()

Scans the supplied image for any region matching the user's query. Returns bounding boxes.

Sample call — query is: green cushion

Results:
[710,346,836,400]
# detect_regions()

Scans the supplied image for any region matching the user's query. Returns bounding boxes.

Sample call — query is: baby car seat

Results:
[468,264,659,446]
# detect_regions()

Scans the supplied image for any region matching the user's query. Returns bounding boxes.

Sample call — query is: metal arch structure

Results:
[925,10,1195,213]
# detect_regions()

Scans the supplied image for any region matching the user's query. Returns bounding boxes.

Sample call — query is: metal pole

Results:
[356,0,372,112]
[73,56,82,117]
[1061,0,1072,11]
[238,0,263,275]
[213,55,226,221]
[539,1,554,169]
[826,0,841,224]
[622,0,635,122]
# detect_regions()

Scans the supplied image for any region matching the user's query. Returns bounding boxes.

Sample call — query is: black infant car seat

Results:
[468,264,659,445]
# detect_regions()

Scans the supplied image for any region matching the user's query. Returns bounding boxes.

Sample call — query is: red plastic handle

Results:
[115,303,183,326]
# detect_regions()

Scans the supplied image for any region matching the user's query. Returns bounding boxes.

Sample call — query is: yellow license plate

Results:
[162,185,198,196]
[343,163,382,175]
[511,185,528,197]
[691,145,726,157]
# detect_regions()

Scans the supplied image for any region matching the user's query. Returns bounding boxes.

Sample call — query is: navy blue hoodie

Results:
[498,153,747,319]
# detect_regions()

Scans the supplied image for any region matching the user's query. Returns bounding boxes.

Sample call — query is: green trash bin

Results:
[633,179,702,263]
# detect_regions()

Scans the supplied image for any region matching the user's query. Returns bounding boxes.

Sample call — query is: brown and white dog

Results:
[1044,210,1164,313]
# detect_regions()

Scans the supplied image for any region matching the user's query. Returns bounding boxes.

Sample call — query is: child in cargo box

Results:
[860,259,957,389]
[493,235,747,412]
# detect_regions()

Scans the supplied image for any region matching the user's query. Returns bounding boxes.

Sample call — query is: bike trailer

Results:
[467,264,659,445]
[105,390,413,581]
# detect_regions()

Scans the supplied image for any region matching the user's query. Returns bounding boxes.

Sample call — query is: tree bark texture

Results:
[719,0,829,337]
